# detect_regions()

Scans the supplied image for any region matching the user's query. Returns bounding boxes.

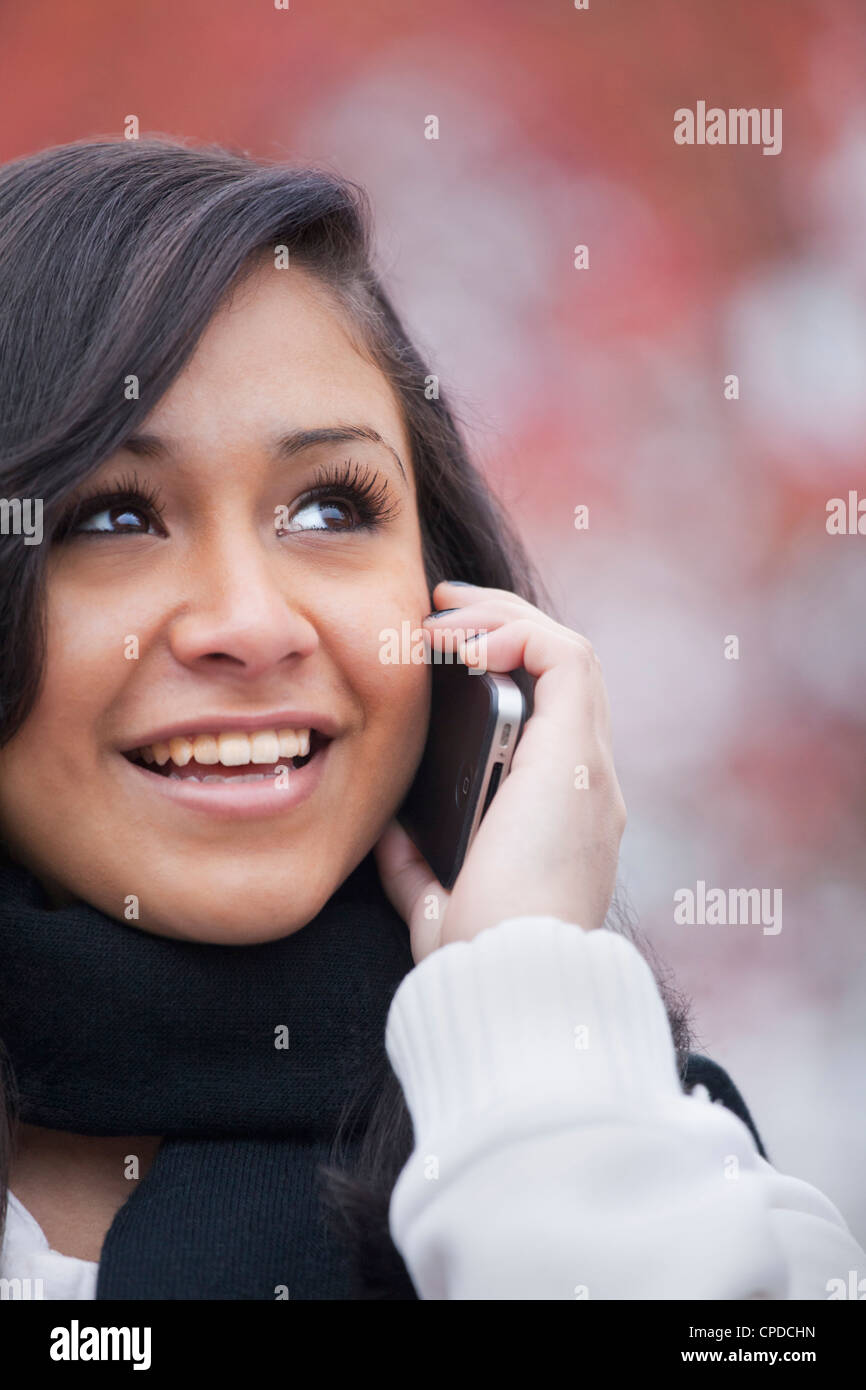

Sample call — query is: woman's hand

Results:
[374,579,627,964]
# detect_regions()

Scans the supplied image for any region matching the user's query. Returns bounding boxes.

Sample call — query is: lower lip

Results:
[120,744,330,821]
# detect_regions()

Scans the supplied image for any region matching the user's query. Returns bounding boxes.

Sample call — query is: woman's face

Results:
[0,262,432,942]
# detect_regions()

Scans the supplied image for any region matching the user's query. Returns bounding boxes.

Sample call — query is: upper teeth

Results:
[136,729,312,768]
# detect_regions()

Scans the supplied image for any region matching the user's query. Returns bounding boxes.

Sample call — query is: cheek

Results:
[357,657,431,823]
[45,587,129,735]
[325,575,432,790]
[0,581,133,844]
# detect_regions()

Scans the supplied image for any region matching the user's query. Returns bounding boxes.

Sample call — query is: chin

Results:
[70,845,348,945]
[149,914,312,946]
[118,850,360,945]
[130,891,325,945]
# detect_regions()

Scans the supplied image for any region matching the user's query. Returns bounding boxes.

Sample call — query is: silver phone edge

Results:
[462,676,526,855]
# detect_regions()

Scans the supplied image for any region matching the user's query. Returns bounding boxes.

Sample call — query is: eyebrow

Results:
[122,425,408,483]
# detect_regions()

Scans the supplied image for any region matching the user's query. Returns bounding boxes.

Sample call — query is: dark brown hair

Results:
[0,136,693,1282]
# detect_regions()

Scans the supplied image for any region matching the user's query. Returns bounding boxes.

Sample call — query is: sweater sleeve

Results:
[384,917,865,1300]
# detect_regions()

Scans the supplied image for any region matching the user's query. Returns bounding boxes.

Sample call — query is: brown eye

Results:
[275,458,400,537]
[55,480,168,540]
[280,496,358,533]
[78,503,155,534]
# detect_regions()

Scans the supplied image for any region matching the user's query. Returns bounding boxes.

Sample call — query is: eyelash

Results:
[298,458,401,531]
[53,459,400,540]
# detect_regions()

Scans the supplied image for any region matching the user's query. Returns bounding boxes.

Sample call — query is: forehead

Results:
[141,261,412,475]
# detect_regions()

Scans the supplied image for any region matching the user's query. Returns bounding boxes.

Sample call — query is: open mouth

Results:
[122,727,330,783]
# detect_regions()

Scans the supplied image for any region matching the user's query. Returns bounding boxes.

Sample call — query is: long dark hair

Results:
[0,136,693,1283]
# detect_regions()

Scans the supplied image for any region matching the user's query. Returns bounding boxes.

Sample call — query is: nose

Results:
[168,537,318,680]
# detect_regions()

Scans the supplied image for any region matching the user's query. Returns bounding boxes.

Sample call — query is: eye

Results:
[53,471,167,542]
[276,459,400,536]
[280,495,359,533]
[76,501,160,535]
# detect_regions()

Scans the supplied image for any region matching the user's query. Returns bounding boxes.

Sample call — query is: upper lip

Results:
[121,709,340,753]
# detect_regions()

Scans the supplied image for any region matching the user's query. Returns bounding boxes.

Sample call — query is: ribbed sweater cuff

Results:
[384,917,684,1152]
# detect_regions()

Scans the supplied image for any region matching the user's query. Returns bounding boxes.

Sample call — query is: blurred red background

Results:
[2,0,864,1241]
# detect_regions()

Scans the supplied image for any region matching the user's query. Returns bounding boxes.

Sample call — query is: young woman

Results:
[0,136,861,1301]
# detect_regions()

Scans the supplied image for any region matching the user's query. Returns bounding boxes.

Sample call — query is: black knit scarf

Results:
[0,847,417,1300]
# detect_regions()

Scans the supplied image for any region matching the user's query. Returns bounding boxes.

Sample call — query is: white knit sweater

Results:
[1,916,862,1300]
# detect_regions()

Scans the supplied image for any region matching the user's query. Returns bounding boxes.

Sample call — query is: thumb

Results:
[373,819,447,962]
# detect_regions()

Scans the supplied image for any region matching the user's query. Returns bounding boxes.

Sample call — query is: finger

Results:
[373,818,440,924]
[455,617,609,735]
[432,579,546,615]
[424,599,579,645]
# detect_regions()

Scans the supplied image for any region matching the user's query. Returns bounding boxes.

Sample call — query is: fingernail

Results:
[423,607,460,621]
[445,579,474,586]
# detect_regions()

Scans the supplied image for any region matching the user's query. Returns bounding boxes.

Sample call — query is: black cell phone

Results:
[398,660,533,889]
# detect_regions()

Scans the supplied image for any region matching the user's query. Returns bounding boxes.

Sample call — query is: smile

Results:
[119,725,333,819]
[125,727,321,780]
